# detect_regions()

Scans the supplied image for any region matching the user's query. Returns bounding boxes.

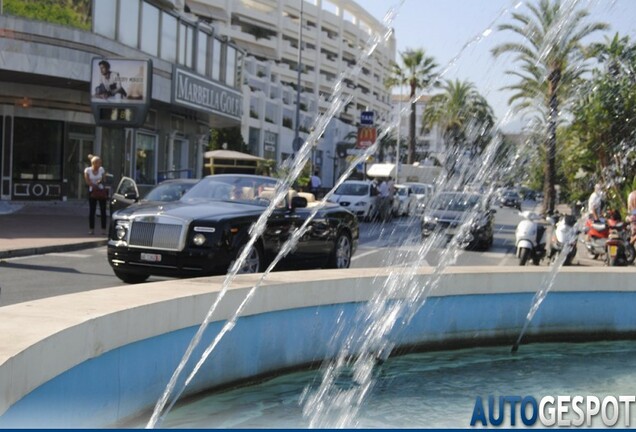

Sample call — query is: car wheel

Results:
[114,270,149,284]
[327,232,352,269]
[625,244,636,265]
[234,243,263,274]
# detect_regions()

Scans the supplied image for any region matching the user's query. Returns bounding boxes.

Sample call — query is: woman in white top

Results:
[84,155,108,235]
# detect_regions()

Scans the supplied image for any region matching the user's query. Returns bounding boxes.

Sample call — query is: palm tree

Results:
[492,0,607,214]
[420,79,495,177]
[385,49,438,165]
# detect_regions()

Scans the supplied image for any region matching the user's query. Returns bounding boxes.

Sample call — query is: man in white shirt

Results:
[310,170,322,197]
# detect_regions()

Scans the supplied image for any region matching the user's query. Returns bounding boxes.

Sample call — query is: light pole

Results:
[293,0,304,158]
[395,78,404,183]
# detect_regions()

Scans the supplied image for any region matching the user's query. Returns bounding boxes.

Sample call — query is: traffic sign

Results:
[360,111,374,125]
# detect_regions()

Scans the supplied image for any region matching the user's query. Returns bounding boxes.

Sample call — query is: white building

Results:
[184,0,396,186]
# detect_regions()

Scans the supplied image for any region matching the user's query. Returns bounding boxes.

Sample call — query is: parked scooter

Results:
[548,213,579,265]
[605,219,635,267]
[581,210,635,265]
[515,211,547,266]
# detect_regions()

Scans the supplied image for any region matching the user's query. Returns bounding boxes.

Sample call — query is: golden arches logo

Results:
[356,127,376,148]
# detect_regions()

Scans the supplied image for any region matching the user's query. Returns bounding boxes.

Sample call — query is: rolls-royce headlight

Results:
[115,222,129,240]
[192,233,207,246]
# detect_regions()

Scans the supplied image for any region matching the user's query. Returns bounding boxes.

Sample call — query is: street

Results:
[0,202,603,307]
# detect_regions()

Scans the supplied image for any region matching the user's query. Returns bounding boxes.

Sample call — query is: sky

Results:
[362,0,636,132]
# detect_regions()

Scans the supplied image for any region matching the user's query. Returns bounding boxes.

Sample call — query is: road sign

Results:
[356,126,376,149]
[360,111,374,125]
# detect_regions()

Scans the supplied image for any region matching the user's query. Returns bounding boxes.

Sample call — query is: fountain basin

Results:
[0,267,634,428]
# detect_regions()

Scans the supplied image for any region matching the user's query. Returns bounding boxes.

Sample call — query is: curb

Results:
[0,240,108,260]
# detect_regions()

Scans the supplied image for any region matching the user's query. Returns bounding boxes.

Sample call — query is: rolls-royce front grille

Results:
[129,222,183,250]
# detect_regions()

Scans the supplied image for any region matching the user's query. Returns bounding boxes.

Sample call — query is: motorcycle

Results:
[582,211,635,266]
[548,213,578,266]
[515,211,547,266]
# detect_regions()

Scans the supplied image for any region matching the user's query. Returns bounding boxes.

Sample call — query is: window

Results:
[225,45,236,87]
[140,2,159,56]
[212,38,222,81]
[161,13,178,62]
[196,30,209,75]
[118,0,139,48]
[94,0,116,38]
[186,26,194,68]
[13,118,63,181]
[135,133,157,185]
[178,23,187,65]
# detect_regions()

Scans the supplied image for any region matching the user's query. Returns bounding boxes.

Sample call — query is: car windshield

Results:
[396,187,407,196]
[408,184,432,195]
[335,183,368,196]
[144,182,195,202]
[430,193,480,212]
[182,175,279,206]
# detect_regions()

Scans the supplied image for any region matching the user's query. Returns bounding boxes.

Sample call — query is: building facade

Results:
[0,0,243,201]
[0,0,394,201]
[184,0,395,187]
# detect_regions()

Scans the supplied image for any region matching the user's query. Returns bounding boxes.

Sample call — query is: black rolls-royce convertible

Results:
[107,174,359,283]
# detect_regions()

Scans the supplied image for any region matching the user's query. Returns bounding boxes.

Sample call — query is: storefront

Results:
[0,0,243,202]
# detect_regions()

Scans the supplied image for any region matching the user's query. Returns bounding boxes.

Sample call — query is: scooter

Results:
[515,211,547,266]
[605,222,636,266]
[548,213,578,265]
[581,212,619,260]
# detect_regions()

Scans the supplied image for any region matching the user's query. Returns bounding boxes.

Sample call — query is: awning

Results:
[204,149,264,161]
[366,163,395,178]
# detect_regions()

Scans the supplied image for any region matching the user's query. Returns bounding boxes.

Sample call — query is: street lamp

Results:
[292,0,304,158]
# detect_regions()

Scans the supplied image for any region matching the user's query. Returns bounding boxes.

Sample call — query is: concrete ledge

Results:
[0,267,635,427]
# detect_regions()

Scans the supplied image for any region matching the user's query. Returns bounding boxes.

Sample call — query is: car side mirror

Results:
[490,209,497,214]
[290,196,308,209]
[124,192,138,201]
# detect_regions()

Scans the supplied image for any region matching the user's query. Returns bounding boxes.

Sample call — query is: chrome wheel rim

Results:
[237,246,260,274]
[335,235,351,268]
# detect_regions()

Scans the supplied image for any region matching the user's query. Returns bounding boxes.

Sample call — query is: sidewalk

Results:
[0,200,108,259]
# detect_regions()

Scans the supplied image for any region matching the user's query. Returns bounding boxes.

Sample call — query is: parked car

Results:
[420,191,496,250]
[329,180,376,221]
[107,174,359,283]
[110,177,198,213]
[499,191,522,210]
[392,184,418,217]
[404,182,435,214]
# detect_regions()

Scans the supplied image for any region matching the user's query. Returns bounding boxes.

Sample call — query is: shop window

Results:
[135,133,157,185]
[13,118,63,181]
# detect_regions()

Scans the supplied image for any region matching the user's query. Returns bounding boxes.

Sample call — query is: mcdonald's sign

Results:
[356,126,376,149]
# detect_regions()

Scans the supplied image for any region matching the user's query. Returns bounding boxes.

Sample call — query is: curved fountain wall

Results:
[0,267,635,428]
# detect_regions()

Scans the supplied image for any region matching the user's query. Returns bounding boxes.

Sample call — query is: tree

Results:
[565,33,636,213]
[208,126,248,153]
[4,0,91,30]
[420,79,495,177]
[492,0,607,214]
[385,49,439,164]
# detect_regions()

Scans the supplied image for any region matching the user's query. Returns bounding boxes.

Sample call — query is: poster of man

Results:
[90,58,149,103]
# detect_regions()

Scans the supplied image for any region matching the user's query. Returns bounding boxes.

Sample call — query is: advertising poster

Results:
[90,58,149,104]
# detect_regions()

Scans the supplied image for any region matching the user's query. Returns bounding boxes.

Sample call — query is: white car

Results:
[404,182,435,214]
[330,180,376,220]
[392,184,418,216]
